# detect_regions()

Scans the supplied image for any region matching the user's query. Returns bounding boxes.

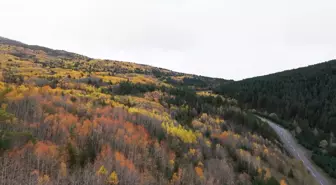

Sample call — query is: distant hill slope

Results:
[215,60,336,178]
[0,36,25,45]
[0,36,82,59]
[0,36,228,90]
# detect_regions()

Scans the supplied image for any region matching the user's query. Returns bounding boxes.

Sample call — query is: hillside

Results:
[0,37,316,185]
[215,60,336,178]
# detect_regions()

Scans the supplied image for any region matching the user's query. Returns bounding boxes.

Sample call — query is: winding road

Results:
[257,116,332,185]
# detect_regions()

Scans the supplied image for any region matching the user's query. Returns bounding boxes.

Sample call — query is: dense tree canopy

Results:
[0,36,319,185]
[216,59,336,178]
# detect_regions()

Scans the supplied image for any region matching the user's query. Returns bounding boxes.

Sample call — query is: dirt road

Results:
[257,116,332,185]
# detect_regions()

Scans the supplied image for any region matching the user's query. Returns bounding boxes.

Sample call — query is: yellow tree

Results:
[107,171,119,185]
[97,165,108,176]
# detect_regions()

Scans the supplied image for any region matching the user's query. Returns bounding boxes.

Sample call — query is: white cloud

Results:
[1,0,336,80]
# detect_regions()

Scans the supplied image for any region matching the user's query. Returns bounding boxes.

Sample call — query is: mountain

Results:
[215,60,336,178]
[0,36,316,185]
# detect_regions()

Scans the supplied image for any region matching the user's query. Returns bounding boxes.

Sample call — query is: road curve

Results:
[257,116,332,185]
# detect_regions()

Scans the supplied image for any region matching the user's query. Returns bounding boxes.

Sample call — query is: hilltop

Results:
[0,36,316,185]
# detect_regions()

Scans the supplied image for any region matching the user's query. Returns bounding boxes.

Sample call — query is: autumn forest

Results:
[0,37,317,185]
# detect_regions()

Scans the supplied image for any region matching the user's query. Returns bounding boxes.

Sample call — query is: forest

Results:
[215,60,336,178]
[0,37,318,185]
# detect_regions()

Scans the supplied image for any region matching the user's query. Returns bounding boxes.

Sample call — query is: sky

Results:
[1,0,336,80]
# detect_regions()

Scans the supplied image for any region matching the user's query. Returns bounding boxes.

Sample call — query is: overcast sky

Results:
[1,0,335,80]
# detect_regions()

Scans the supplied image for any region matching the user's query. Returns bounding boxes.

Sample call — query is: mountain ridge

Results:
[0,36,232,82]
